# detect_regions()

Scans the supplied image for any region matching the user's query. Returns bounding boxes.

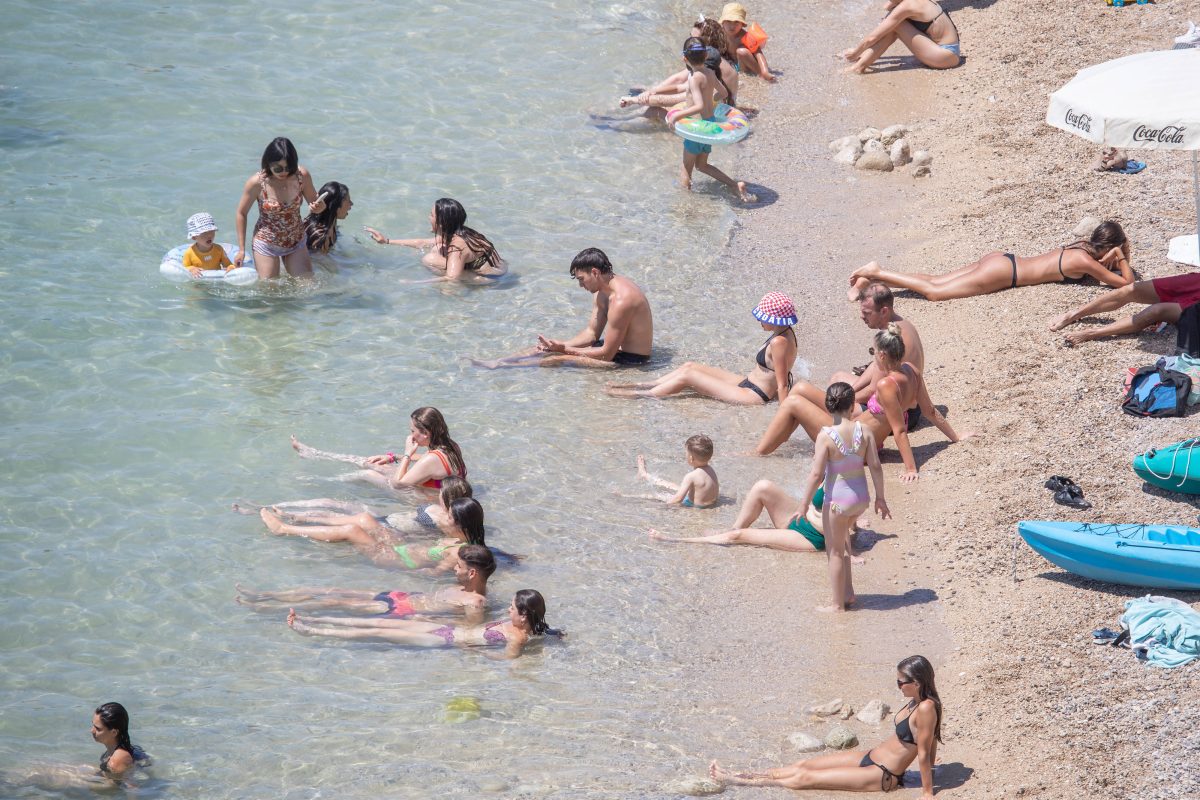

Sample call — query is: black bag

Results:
[1178,303,1200,357]
[1121,366,1192,417]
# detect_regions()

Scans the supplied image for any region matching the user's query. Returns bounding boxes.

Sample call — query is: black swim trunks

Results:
[593,339,650,366]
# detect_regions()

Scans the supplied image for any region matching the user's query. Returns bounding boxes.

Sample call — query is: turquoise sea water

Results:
[0,2,935,797]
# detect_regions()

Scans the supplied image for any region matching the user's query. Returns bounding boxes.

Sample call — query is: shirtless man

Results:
[473,247,653,368]
[1050,273,1200,346]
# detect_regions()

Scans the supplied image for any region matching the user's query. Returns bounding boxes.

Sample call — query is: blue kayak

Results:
[1017,521,1200,590]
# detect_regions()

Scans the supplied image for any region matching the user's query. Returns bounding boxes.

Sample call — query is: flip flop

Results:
[1110,160,1146,175]
[1044,475,1077,492]
[1054,485,1092,510]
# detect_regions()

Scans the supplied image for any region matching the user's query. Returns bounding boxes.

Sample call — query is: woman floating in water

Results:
[304,181,353,254]
[364,198,506,282]
[605,292,797,404]
[848,221,1131,302]
[257,495,487,573]
[710,655,942,798]
[840,0,961,74]
[291,406,468,493]
[287,589,561,659]
[237,543,496,625]
[756,324,972,482]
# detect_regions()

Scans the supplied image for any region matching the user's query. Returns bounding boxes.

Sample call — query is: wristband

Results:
[387,452,396,463]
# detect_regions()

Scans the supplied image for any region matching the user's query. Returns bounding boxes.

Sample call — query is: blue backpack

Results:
[1122,367,1191,418]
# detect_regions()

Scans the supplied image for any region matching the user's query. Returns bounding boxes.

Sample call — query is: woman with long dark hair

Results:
[291,406,467,492]
[710,655,942,798]
[304,181,353,254]
[92,703,150,779]
[287,589,562,659]
[364,198,505,281]
[847,221,1131,302]
[234,136,326,278]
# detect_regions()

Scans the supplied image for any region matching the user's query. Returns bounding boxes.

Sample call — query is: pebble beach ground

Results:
[731,1,1200,798]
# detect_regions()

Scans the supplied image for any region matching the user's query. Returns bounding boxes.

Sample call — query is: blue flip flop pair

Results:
[1111,160,1146,175]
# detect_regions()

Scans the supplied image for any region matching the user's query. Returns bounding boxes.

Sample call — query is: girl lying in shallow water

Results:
[287,589,562,659]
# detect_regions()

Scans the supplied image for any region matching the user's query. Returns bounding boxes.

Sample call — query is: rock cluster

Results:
[828,124,931,177]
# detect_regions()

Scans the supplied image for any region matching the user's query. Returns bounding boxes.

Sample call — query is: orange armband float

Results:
[742,22,768,54]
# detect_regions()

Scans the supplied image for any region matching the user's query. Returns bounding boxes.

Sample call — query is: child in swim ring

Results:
[182,212,233,278]
[634,434,720,508]
[719,3,774,82]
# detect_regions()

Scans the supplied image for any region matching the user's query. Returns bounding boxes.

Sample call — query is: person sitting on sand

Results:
[622,18,739,110]
[756,324,971,482]
[798,383,890,612]
[473,248,653,368]
[667,37,754,202]
[1051,272,1200,346]
[630,435,720,508]
[710,655,942,798]
[287,589,562,660]
[236,544,495,625]
[364,198,506,282]
[834,284,926,418]
[719,3,775,82]
[304,181,352,254]
[291,406,467,492]
[840,0,961,74]
[847,220,1131,302]
[605,292,796,403]
[235,476,472,543]
[258,496,487,573]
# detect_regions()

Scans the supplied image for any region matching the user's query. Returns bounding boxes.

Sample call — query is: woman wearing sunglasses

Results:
[235,136,326,278]
[710,655,942,798]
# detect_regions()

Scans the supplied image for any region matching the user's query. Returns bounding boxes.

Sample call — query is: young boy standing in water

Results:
[666,38,753,203]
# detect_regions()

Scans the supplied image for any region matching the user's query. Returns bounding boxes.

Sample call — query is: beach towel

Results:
[1119,595,1200,668]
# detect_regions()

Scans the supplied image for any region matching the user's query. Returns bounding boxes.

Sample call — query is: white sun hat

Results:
[186,212,218,238]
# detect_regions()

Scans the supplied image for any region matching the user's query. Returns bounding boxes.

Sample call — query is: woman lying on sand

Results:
[291,406,467,492]
[257,496,487,573]
[621,18,739,110]
[365,198,505,282]
[756,324,971,482]
[710,655,941,798]
[287,589,561,659]
[605,292,796,404]
[234,476,472,540]
[847,220,1130,302]
[840,0,961,73]
[236,544,495,624]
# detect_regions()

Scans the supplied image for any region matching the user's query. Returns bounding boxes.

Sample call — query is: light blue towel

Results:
[1119,595,1200,668]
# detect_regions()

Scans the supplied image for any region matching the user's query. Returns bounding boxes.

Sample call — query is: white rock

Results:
[838,706,855,720]
[834,143,863,165]
[808,698,844,716]
[910,164,931,178]
[1072,216,1103,239]
[890,138,911,167]
[664,777,725,796]
[857,126,882,143]
[911,150,933,167]
[824,726,859,750]
[862,138,885,154]
[856,699,891,725]
[881,124,908,146]
[787,732,824,752]
[828,135,858,152]
[855,150,895,172]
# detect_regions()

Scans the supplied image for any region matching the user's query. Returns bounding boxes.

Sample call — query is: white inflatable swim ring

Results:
[159,242,258,286]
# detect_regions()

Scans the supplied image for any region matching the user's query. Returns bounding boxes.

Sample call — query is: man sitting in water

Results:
[839,283,925,429]
[473,248,654,368]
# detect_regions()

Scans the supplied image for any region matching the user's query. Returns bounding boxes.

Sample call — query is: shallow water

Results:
[1,1,949,797]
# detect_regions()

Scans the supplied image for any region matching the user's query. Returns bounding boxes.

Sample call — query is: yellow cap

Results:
[719,3,748,24]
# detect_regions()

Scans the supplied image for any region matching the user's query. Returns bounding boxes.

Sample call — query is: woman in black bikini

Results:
[848,220,1131,302]
[841,0,961,73]
[365,198,505,282]
[604,292,797,404]
[709,655,942,798]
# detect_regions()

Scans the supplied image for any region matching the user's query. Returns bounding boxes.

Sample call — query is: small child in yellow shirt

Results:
[183,212,233,277]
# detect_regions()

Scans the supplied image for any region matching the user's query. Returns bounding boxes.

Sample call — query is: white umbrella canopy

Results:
[1046,49,1200,264]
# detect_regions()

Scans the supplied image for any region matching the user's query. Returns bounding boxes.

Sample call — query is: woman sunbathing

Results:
[841,0,961,73]
[847,221,1131,302]
[755,324,971,482]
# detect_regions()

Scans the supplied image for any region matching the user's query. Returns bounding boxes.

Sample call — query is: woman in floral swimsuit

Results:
[235,137,326,279]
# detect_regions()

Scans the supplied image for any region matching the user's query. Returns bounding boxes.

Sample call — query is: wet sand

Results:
[712,1,1200,798]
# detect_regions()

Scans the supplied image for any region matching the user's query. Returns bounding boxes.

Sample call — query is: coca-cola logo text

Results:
[1064,109,1092,133]
[1132,125,1186,145]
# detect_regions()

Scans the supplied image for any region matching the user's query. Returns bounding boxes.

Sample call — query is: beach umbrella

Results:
[1046,49,1200,264]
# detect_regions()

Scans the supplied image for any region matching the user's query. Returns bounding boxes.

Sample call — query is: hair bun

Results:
[887,322,902,336]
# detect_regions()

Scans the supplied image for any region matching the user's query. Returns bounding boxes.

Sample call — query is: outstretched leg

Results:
[849,258,1008,301]
[288,610,445,646]
[259,509,379,547]
[1050,279,1162,331]
[1064,302,1182,346]
[290,436,371,467]
[694,153,754,202]
[844,32,897,73]
[606,363,763,403]
[648,526,817,551]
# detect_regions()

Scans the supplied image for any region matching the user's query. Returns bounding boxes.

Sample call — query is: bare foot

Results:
[647,528,668,541]
[847,275,871,302]
[606,380,654,390]
[603,386,644,399]
[845,594,858,606]
[736,182,756,203]
[636,454,648,476]
[260,508,288,535]
[850,554,866,566]
[849,261,882,285]
[291,435,320,459]
[467,357,504,370]
[709,761,731,785]
[816,603,847,613]
[287,608,313,635]
[1049,311,1078,332]
[231,502,262,515]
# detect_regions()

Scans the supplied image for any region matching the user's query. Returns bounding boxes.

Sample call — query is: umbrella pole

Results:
[1195,151,1200,256]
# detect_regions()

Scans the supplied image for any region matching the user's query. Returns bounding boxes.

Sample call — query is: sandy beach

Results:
[729,1,1200,798]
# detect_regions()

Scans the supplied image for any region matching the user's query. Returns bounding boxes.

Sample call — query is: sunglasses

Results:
[896,679,915,688]
[268,162,290,175]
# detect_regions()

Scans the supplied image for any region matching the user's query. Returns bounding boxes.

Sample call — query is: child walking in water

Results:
[667,37,753,203]
[797,382,889,612]
[633,435,720,507]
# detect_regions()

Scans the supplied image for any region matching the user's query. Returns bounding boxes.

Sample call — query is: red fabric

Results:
[1152,273,1200,309]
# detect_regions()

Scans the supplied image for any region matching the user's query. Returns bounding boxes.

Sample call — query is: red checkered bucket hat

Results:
[752,291,798,327]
